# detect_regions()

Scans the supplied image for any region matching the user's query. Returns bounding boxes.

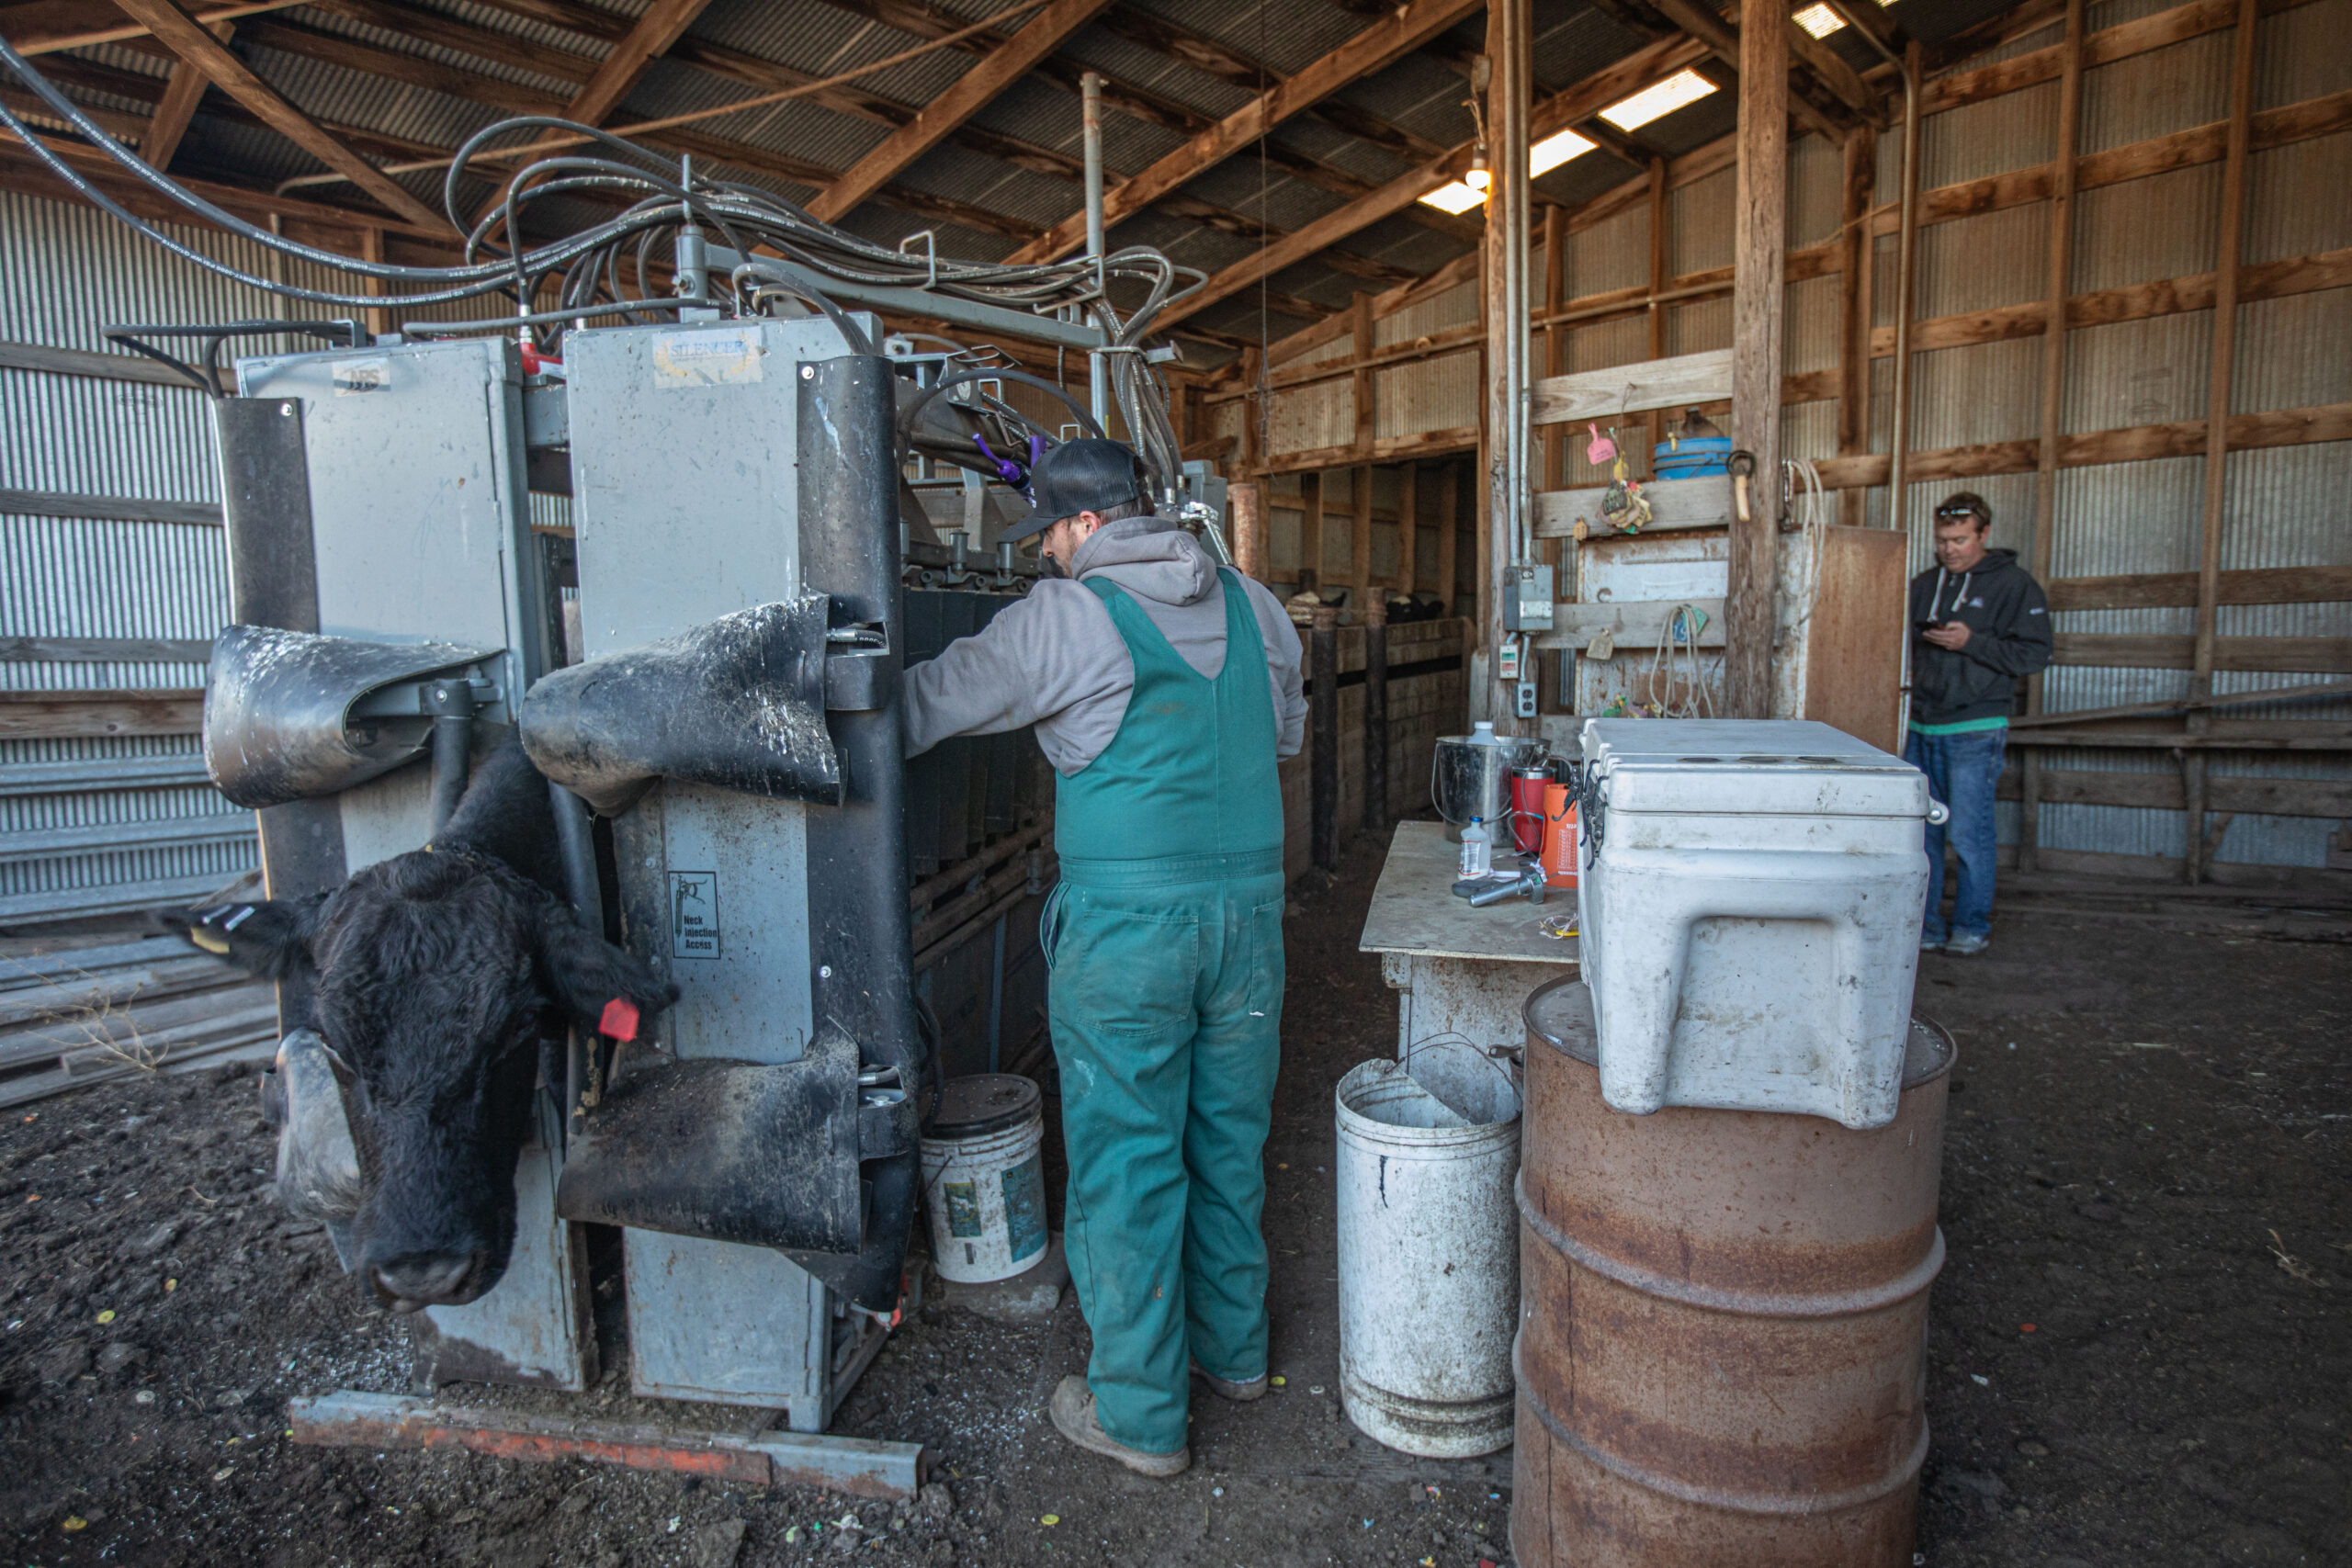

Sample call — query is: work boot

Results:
[1048,1376,1189,1477]
[1189,1359,1268,1403]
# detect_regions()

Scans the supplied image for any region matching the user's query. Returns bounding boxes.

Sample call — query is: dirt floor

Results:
[0,830,2345,1568]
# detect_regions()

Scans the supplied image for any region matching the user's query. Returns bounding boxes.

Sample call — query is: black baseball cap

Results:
[1003,437,1145,544]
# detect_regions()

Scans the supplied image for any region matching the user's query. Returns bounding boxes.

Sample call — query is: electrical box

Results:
[1502,563,1555,632]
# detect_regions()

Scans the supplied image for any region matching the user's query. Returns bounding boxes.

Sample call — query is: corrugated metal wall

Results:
[1243,0,2352,876]
[0,191,293,922]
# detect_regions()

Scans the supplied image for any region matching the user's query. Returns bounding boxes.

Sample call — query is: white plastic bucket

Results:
[920,1074,1048,1283]
[1335,1051,1521,1459]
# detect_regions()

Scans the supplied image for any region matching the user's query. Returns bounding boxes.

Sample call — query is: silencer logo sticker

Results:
[650,325,763,389]
[669,871,720,960]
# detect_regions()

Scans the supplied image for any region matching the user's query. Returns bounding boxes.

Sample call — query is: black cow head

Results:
[176,788,673,1313]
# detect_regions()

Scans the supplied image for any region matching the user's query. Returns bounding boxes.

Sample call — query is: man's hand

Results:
[1923,621,1973,651]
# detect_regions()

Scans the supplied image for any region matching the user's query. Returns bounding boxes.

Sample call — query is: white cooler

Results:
[1575,718,1933,1130]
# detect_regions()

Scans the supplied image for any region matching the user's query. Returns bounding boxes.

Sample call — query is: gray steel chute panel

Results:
[227,337,588,1394]
[234,336,552,874]
[562,316,905,1426]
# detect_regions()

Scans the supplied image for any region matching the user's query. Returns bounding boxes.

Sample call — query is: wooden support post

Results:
[1438,463,1460,620]
[1645,156,1668,478]
[1483,0,1532,730]
[1837,127,1876,531]
[1727,0,1787,718]
[2020,0,2085,875]
[359,225,388,342]
[1543,204,1566,491]
[2186,0,2260,885]
[1230,479,1266,581]
[1240,346,1266,475]
[1310,605,1340,872]
[1300,469,1324,594]
[1396,463,1419,599]
[1351,464,1374,609]
[1351,291,1375,460]
[1363,596,1389,837]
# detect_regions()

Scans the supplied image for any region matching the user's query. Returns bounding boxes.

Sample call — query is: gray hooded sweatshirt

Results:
[903,515,1307,773]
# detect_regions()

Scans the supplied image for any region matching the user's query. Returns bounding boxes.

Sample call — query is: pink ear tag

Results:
[598,997,640,1041]
[1585,423,1617,466]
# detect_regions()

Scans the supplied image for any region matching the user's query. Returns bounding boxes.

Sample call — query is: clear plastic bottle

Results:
[1459,816,1492,880]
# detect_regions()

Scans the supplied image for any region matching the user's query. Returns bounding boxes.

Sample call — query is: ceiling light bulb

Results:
[1465,165,1491,192]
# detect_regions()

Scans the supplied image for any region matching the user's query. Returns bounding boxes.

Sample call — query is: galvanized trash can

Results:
[1335,1046,1521,1458]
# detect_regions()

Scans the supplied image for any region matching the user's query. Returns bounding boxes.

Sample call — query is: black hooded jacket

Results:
[1907,547,2053,727]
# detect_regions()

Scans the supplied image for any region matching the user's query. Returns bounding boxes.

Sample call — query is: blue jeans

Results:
[1905,727,2007,942]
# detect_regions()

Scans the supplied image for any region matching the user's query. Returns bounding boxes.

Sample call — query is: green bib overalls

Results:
[1045,567,1287,1455]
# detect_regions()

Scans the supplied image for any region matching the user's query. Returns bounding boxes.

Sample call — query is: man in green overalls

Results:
[903,439,1307,1477]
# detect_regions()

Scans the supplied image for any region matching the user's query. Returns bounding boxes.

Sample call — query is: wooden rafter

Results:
[140,17,230,170]
[0,0,306,55]
[105,0,447,230]
[116,19,1032,241]
[805,0,1113,224]
[1157,34,1710,333]
[1642,0,1848,135]
[1006,0,1485,265]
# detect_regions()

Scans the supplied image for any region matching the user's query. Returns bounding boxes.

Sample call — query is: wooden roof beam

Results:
[106,0,449,230]
[0,0,306,56]
[1155,33,1709,333]
[1641,0,1851,135]
[141,17,231,170]
[806,0,1114,223]
[1006,0,1487,265]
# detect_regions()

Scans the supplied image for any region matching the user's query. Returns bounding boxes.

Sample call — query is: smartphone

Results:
[1915,619,1948,633]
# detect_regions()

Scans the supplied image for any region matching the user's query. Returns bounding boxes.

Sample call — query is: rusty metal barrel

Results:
[1512,977,1952,1567]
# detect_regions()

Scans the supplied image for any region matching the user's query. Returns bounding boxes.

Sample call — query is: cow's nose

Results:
[369,1250,485,1311]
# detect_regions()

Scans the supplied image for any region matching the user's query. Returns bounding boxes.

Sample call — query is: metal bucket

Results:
[1335,1052,1521,1459]
[1431,731,1549,835]
[1512,977,1951,1567]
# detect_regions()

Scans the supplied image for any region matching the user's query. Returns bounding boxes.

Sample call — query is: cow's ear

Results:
[160,892,331,979]
[534,905,679,1038]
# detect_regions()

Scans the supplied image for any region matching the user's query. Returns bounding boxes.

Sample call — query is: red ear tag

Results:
[598,998,640,1041]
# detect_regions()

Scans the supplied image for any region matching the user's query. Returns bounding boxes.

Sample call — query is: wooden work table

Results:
[1359,821,1580,1093]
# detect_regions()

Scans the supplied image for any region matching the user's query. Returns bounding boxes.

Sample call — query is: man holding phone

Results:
[1906,492,2052,954]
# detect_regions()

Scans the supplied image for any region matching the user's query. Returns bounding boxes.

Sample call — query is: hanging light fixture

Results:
[1465,144,1491,192]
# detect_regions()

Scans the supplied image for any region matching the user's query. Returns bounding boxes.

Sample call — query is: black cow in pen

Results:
[167,740,676,1313]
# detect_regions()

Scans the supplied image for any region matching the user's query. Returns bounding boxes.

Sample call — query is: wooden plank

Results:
[0,487,224,526]
[1299,470,1324,593]
[1531,474,1731,537]
[1396,463,1417,599]
[0,338,192,387]
[1532,598,1727,651]
[1994,765,2352,817]
[1155,34,1711,333]
[2011,679,2352,727]
[806,0,1113,223]
[1725,0,1785,722]
[2052,635,2352,672]
[1813,400,2352,489]
[1836,125,1874,530]
[1803,525,1907,754]
[107,0,447,231]
[1003,0,1485,265]
[2046,565,2352,612]
[1532,348,1733,427]
[0,636,212,662]
[1648,0,1842,137]
[1436,466,1458,614]
[2007,722,2352,750]
[0,689,205,739]
[1351,464,1373,604]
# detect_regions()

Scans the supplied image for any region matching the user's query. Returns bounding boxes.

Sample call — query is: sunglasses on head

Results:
[1935,502,1985,521]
